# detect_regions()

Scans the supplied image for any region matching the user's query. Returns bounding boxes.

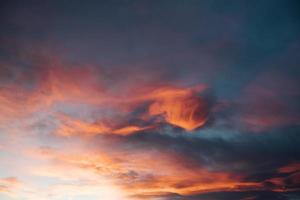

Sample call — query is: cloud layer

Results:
[1,0,300,199]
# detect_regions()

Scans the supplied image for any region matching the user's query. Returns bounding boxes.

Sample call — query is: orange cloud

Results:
[54,114,153,137]
[113,125,153,136]
[0,63,217,199]
[1,64,210,136]
[279,162,300,173]
[54,114,110,137]
[148,87,208,131]
[40,66,210,133]
[26,145,260,197]
[0,177,21,193]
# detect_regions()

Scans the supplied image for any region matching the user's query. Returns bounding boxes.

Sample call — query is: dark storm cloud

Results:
[140,190,300,200]
[231,41,300,132]
[1,0,300,91]
[94,125,300,185]
[116,126,300,198]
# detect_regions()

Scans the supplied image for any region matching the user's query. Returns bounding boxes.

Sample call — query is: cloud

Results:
[0,52,299,199]
[0,177,21,196]
[27,143,253,197]
[139,190,299,200]
[1,1,300,199]
[0,55,214,138]
[84,126,300,196]
[234,46,300,132]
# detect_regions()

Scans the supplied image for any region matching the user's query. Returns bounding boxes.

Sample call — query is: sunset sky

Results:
[0,1,300,200]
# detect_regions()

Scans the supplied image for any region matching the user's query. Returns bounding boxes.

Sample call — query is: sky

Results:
[0,0,300,200]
